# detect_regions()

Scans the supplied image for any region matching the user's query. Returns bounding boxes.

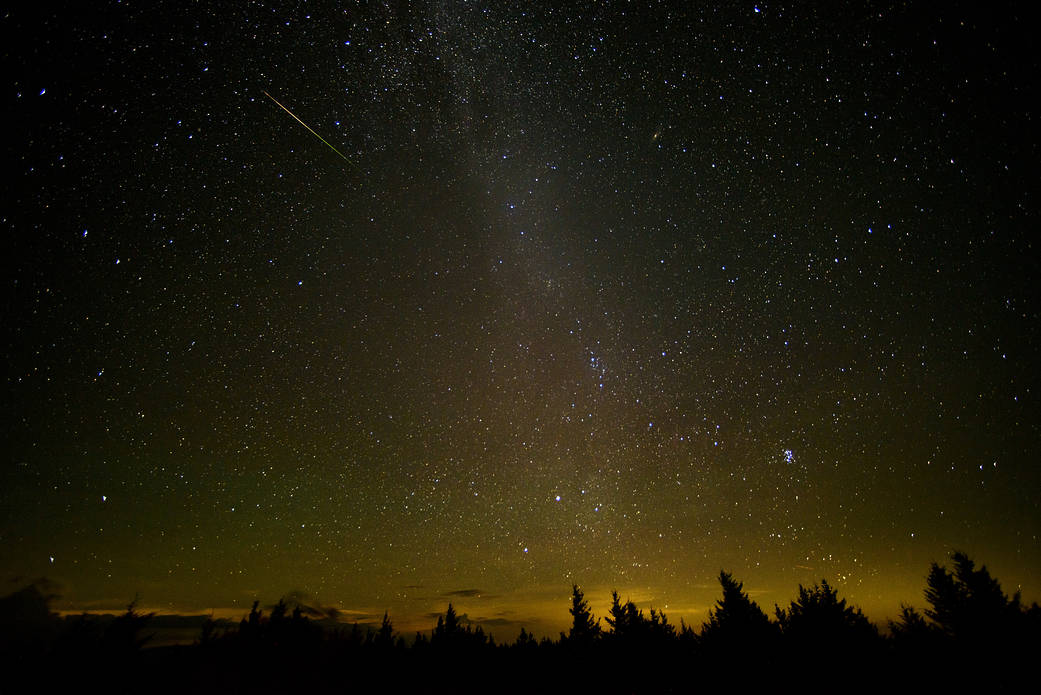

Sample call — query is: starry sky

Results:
[3,1,1039,638]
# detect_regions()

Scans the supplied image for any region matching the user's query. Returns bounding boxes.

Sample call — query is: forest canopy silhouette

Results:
[2,552,1038,692]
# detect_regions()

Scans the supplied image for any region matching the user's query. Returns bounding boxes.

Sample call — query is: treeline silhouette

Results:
[2,552,1038,692]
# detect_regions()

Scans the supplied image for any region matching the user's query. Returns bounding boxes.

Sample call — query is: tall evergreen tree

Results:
[101,599,155,655]
[433,603,466,647]
[566,584,601,645]
[775,579,877,650]
[700,570,775,650]
[605,591,651,642]
[515,626,538,649]
[605,590,625,635]
[648,608,676,642]
[888,603,940,654]
[376,611,394,647]
[924,551,1022,642]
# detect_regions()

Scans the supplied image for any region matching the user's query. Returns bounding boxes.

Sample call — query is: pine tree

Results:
[376,611,394,647]
[444,603,459,633]
[566,584,601,645]
[433,603,461,646]
[701,570,774,650]
[888,603,939,653]
[648,608,676,642]
[515,626,538,649]
[101,599,155,655]
[924,551,1021,642]
[605,591,649,642]
[775,579,877,649]
[413,631,429,649]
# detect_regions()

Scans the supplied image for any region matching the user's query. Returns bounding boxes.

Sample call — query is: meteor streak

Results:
[263,90,356,167]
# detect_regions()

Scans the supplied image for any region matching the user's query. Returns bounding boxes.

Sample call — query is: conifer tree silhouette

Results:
[924,551,1017,641]
[444,603,459,633]
[775,579,877,649]
[919,549,1041,664]
[270,598,288,625]
[889,604,930,638]
[648,608,676,644]
[241,599,262,638]
[433,603,462,646]
[515,626,538,650]
[376,611,394,648]
[101,599,155,656]
[565,584,601,646]
[888,603,940,656]
[605,591,658,645]
[701,570,775,651]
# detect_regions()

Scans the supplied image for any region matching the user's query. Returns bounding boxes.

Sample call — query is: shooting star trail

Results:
[263,90,356,168]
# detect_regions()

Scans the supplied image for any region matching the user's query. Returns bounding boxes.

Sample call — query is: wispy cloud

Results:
[442,588,496,599]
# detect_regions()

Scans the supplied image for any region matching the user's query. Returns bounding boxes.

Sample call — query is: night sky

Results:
[3,1,1039,638]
